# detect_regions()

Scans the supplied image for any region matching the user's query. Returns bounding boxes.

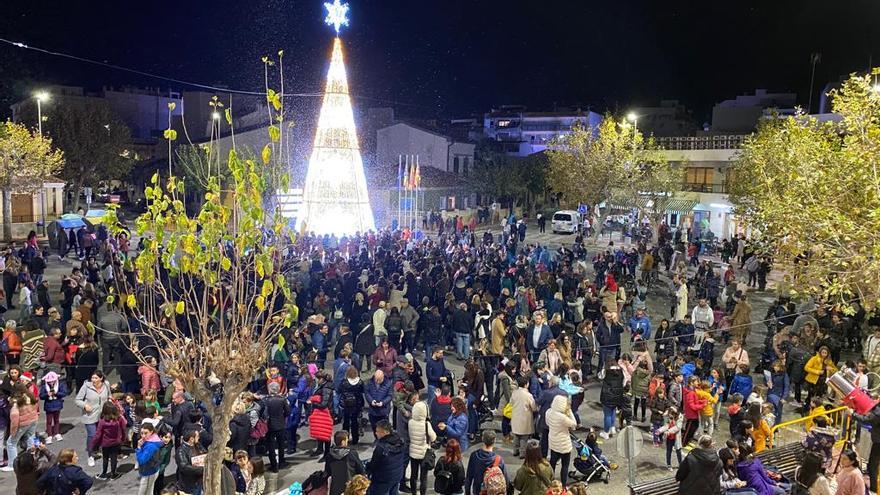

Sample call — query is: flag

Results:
[402,161,410,190]
[415,163,421,189]
[397,156,403,191]
[409,161,417,189]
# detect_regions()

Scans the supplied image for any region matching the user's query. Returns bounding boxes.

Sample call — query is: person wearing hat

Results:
[39,371,67,443]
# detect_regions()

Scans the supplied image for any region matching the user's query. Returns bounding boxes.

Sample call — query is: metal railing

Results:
[769,405,852,448]
[656,134,747,150]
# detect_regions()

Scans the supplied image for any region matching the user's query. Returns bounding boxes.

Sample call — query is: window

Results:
[453,157,460,174]
[686,167,713,185]
[446,196,456,210]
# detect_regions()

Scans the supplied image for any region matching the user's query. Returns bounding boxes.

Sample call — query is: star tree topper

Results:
[324,0,350,35]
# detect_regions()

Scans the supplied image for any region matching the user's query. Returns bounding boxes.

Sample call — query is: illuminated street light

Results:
[33,91,50,135]
[212,111,221,120]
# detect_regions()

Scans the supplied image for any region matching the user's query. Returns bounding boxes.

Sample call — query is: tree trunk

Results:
[70,177,84,213]
[592,207,609,243]
[3,187,12,241]
[200,381,240,495]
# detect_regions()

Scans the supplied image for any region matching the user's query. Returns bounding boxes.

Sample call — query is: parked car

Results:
[551,210,581,234]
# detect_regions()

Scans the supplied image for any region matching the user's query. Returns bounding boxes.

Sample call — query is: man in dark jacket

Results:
[176,429,205,495]
[430,384,453,443]
[853,403,880,492]
[167,391,195,447]
[675,435,722,495]
[325,430,366,495]
[452,303,472,360]
[421,305,442,353]
[365,370,393,434]
[14,440,55,495]
[263,381,291,472]
[425,346,448,406]
[227,410,251,454]
[596,311,624,370]
[536,376,567,457]
[365,420,408,495]
[465,430,508,495]
[334,324,355,359]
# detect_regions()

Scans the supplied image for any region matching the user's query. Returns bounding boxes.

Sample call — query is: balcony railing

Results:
[657,135,747,150]
[681,183,728,193]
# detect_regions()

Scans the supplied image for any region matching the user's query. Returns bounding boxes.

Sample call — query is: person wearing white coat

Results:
[407,401,437,495]
[674,280,689,322]
[510,376,538,458]
[545,394,577,486]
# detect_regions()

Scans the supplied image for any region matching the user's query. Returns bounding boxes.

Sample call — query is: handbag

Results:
[502,402,513,419]
[421,421,436,469]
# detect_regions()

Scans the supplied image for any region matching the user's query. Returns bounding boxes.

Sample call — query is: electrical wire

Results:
[1,37,430,108]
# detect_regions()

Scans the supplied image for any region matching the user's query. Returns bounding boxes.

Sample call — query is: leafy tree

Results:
[43,101,132,211]
[729,69,880,310]
[106,54,296,495]
[547,115,673,239]
[469,143,547,213]
[0,121,64,240]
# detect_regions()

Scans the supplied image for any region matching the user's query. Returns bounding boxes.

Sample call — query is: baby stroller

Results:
[475,396,495,434]
[568,434,611,484]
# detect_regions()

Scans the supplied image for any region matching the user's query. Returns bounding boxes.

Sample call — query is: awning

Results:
[664,199,699,213]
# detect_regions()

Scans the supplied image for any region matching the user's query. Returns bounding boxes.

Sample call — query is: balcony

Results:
[681,183,728,193]
[657,134,747,150]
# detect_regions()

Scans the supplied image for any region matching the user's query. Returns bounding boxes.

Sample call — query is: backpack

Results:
[434,460,454,494]
[302,470,329,495]
[342,387,359,409]
[481,455,506,495]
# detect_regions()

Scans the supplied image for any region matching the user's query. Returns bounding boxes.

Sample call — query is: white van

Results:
[551,210,581,234]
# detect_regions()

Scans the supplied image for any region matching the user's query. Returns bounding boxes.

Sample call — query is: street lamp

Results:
[33,91,50,135]
[212,111,221,120]
[627,112,638,133]
[33,91,50,237]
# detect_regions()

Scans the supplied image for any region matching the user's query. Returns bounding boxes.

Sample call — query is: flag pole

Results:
[397,154,402,230]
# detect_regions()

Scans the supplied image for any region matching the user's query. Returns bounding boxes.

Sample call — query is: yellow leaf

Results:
[106,295,115,305]
[261,144,271,165]
[163,129,177,141]
[175,301,185,314]
[126,294,136,308]
[168,102,176,111]
[255,295,266,311]
[221,257,231,271]
[255,259,265,278]
[261,280,274,298]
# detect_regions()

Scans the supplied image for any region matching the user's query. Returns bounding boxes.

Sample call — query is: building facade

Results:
[481,106,603,156]
[376,122,475,175]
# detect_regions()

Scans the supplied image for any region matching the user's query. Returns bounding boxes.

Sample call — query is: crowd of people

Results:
[0,218,877,495]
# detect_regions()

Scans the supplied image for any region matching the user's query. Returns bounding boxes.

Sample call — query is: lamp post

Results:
[34,91,49,136]
[33,91,50,236]
[627,112,638,133]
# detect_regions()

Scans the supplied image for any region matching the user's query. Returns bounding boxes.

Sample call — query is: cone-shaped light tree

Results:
[299,3,375,235]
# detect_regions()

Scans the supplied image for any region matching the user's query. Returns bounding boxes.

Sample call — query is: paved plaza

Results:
[3,224,863,495]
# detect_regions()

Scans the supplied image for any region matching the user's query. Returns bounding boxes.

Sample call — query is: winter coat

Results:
[354,324,376,357]
[175,442,205,494]
[14,448,55,495]
[39,381,68,413]
[434,458,466,495]
[466,449,508,495]
[135,434,164,476]
[138,365,160,397]
[37,464,94,495]
[407,401,437,459]
[372,347,398,375]
[513,462,554,495]
[324,445,365,495]
[430,393,452,433]
[426,357,448,388]
[696,389,718,417]
[263,394,291,432]
[657,413,684,449]
[445,411,469,451]
[308,382,334,442]
[227,413,251,453]
[338,377,365,414]
[74,381,109,424]
[90,417,126,450]
[752,419,772,453]
[631,367,651,398]
[804,353,837,384]
[510,386,538,435]
[365,376,393,418]
[676,447,722,495]
[599,366,625,408]
[545,395,576,454]
[683,387,707,420]
[648,395,671,424]
[736,457,781,495]
[365,430,408,485]
[786,345,809,383]
[9,403,39,435]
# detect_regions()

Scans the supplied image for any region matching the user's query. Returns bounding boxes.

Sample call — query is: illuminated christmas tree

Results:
[298,0,375,235]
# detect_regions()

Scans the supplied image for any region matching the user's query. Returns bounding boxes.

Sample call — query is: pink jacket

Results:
[139,365,161,396]
[9,403,39,435]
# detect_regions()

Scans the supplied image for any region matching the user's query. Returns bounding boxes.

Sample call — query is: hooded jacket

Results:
[365,430,408,485]
[545,394,576,454]
[736,457,780,495]
[136,433,165,476]
[37,463,94,495]
[675,446,723,495]
[407,401,436,459]
[465,448,508,495]
[227,413,251,453]
[445,411,469,451]
[512,461,554,495]
[338,375,365,413]
[325,445,365,495]
[90,416,126,450]
[599,366,625,408]
[429,393,452,433]
[74,381,109,424]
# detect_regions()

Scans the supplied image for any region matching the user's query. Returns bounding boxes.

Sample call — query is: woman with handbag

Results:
[407,400,437,495]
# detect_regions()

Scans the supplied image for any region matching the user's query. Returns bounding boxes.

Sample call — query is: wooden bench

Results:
[629,443,803,495]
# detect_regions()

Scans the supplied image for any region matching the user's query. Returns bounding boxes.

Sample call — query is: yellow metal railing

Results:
[769,405,852,447]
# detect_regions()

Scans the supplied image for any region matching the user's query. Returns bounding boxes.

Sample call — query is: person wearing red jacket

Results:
[138,356,161,397]
[682,375,707,446]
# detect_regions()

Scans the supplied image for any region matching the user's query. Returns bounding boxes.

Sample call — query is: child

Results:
[727,393,744,437]
[248,457,266,495]
[728,365,753,406]
[138,356,161,398]
[708,368,725,429]
[584,429,617,470]
[746,384,766,408]
[656,406,683,471]
[38,371,67,443]
[266,364,287,395]
[804,397,827,432]
[696,380,718,436]
[667,372,684,410]
[761,402,776,428]
[144,390,161,413]
[697,332,716,372]
[122,393,136,445]
[91,402,127,480]
[545,480,568,495]
[648,388,670,446]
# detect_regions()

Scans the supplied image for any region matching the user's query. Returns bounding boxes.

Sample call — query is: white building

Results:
[376,122,475,175]
[482,106,603,156]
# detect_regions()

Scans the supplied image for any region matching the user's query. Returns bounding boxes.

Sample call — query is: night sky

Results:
[2,0,880,122]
